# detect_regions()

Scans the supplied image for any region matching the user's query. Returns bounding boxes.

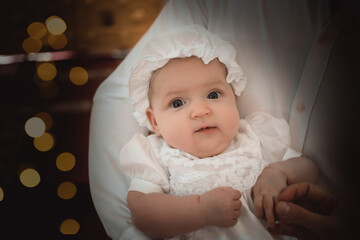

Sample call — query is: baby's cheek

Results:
[224,110,240,134]
[162,127,189,150]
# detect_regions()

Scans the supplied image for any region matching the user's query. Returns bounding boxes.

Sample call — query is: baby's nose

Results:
[190,101,212,119]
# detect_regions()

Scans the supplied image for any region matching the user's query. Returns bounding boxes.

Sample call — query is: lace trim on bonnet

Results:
[129,24,247,130]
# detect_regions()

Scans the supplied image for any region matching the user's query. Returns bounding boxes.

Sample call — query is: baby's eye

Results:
[171,99,185,108]
[207,91,221,99]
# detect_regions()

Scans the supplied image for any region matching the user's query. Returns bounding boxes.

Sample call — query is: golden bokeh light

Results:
[0,187,3,202]
[27,22,47,39]
[35,112,53,131]
[19,168,41,188]
[22,37,42,53]
[48,33,68,50]
[37,62,57,81]
[25,117,46,138]
[33,132,54,152]
[56,152,76,172]
[69,67,88,86]
[60,218,80,235]
[57,181,77,200]
[46,16,67,35]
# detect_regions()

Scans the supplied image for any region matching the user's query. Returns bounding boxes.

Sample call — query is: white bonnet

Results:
[129,24,247,130]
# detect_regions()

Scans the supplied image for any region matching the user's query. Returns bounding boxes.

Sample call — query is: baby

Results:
[120,25,318,239]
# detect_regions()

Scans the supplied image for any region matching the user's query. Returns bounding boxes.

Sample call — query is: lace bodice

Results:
[155,120,268,196]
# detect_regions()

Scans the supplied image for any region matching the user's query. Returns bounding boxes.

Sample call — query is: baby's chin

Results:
[189,145,228,159]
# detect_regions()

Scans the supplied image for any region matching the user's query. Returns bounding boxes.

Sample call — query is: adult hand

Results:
[271,182,348,240]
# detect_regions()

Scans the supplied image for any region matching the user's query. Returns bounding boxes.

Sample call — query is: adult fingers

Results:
[276,201,331,231]
[278,182,333,203]
[263,195,275,228]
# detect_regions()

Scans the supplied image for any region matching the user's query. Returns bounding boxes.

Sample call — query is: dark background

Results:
[0,0,165,238]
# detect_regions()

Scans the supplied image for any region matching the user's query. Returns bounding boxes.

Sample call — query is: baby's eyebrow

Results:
[204,78,229,89]
[162,78,227,98]
[164,89,185,98]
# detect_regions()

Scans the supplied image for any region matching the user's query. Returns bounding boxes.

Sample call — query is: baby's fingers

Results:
[254,195,276,228]
[254,195,264,219]
[263,195,276,228]
[232,199,242,215]
[231,189,242,200]
[233,207,241,217]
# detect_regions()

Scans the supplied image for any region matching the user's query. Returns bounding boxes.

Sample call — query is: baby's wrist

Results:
[198,194,212,227]
[198,194,209,226]
[263,163,288,182]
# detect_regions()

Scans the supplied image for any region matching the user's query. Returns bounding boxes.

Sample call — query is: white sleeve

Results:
[120,133,170,194]
[245,112,291,163]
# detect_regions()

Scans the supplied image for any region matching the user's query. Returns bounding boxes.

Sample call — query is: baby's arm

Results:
[127,186,242,239]
[252,155,318,228]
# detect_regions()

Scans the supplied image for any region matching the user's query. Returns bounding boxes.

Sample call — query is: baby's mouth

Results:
[195,126,217,133]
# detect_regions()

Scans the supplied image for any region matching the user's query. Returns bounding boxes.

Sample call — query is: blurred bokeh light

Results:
[56,152,76,171]
[19,168,41,188]
[25,117,46,138]
[33,132,54,152]
[22,37,42,53]
[0,187,3,202]
[46,16,67,35]
[36,62,57,81]
[27,22,47,39]
[48,33,68,50]
[57,181,77,200]
[69,66,88,86]
[60,218,80,235]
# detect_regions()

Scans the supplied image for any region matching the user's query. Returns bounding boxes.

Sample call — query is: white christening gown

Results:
[120,112,290,240]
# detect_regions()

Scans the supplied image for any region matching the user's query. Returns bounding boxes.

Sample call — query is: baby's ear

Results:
[145,108,161,136]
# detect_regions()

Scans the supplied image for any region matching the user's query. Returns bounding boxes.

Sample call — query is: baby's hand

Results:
[199,187,242,228]
[252,165,287,228]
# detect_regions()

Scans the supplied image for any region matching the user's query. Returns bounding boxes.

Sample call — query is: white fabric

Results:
[120,112,289,239]
[89,1,358,239]
[130,24,246,130]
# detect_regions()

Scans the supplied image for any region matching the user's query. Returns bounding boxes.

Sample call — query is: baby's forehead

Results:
[148,57,231,100]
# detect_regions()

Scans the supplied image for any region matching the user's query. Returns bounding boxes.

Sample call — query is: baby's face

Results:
[146,57,240,158]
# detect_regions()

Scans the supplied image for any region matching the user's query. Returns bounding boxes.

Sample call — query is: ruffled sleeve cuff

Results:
[119,133,170,194]
[129,179,164,194]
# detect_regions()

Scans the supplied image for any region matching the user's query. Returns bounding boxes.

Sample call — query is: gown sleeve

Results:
[245,112,291,163]
[119,133,170,194]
